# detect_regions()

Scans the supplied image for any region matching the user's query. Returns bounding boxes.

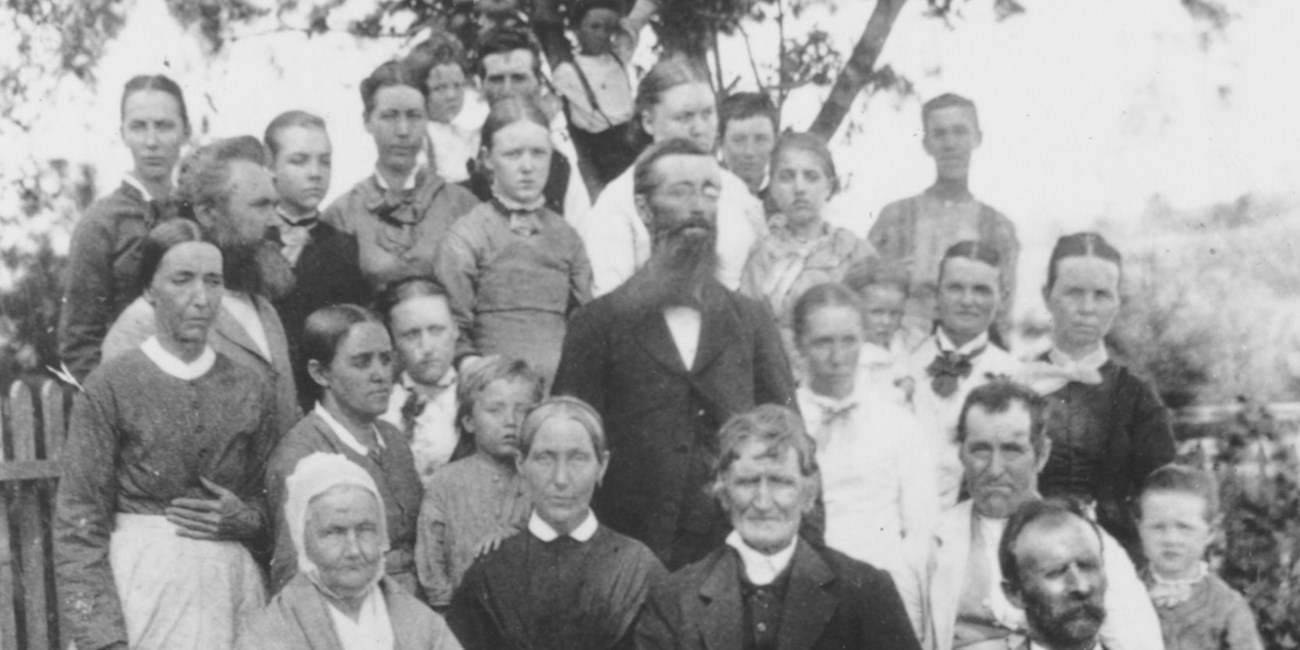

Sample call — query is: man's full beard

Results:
[1025,590,1106,649]
[221,238,296,300]
[624,217,717,309]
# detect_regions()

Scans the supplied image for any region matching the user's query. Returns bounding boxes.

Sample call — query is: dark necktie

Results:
[926,345,986,398]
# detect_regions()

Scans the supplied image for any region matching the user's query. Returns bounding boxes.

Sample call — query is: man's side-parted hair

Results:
[475,25,543,80]
[998,497,1104,592]
[922,92,980,132]
[455,355,545,441]
[956,380,1049,458]
[376,276,451,324]
[632,137,713,197]
[712,404,819,492]
[718,91,779,139]
[175,135,267,222]
[263,110,328,161]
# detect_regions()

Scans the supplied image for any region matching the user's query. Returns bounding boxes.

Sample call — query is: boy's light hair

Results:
[1140,463,1220,522]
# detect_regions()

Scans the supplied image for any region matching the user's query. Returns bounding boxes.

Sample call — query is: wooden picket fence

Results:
[2,377,1299,649]
[1,380,70,650]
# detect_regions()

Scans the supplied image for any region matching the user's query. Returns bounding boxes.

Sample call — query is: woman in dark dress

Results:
[266,304,424,594]
[58,74,190,381]
[1026,232,1176,561]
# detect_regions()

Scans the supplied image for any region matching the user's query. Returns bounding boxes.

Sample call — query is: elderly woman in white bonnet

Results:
[238,453,462,650]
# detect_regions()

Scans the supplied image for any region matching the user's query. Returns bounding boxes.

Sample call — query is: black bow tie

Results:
[926,346,986,398]
[279,213,318,229]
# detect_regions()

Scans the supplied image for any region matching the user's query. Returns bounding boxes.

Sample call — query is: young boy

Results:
[551,0,650,186]
[1138,464,1264,650]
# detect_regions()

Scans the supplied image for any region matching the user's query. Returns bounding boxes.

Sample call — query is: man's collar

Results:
[725,530,797,586]
[275,204,320,227]
[400,367,457,393]
[937,328,989,356]
[528,509,598,542]
[1029,642,1100,650]
[141,336,215,380]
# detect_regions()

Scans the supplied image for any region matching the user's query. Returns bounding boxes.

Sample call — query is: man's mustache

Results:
[660,217,716,238]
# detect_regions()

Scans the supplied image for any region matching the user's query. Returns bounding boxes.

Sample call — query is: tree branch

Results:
[808,0,907,141]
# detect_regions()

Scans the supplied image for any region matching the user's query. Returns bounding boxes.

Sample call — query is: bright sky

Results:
[16,0,1300,310]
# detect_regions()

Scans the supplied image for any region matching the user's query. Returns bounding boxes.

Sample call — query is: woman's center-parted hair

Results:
[770,132,840,196]
[479,95,553,152]
[121,74,191,133]
[790,282,866,344]
[516,396,608,460]
[136,219,216,295]
[938,239,1004,286]
[1045,231,1123,294]
[301,304,387,370]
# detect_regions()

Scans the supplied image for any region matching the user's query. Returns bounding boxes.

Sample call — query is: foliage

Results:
[1180,402,1300,648]
[1104,194,1300,406]
[0,160,89,385]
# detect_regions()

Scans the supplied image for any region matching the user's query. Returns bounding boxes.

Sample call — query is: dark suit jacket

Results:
[272,222,373,410]
[635,540,922,650]
[552,281,796,570]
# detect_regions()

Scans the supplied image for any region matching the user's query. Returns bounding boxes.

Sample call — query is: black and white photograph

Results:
[0,0,1296,648]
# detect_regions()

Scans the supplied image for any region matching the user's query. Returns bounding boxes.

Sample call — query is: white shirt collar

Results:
[725,530,797,586]
[314,403,386,456]
[122,173,155,202]
[374,164,424,192]
[140,337,215,380]
[528,508,598,542]
[936,328,989,356]
[401,367,457,393]
[1048,345,1108,370]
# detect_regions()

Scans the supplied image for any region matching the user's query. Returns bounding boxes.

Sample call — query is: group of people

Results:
[48,2,1263,649]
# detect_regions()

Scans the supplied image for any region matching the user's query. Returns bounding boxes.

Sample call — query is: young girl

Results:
[405,31,485,184]
[60,74,190,382]
[415,356,542,609]
[322,60,478,290]
[551,0,647,186]
[846,256,916,401]
[740,132,876,362]
[791,282,936,584]
[1138,464,1263,650]
[435,95,592,383]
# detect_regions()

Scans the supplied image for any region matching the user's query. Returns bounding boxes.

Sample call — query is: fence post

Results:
[0,384,19,650]
[10,381,53,650]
